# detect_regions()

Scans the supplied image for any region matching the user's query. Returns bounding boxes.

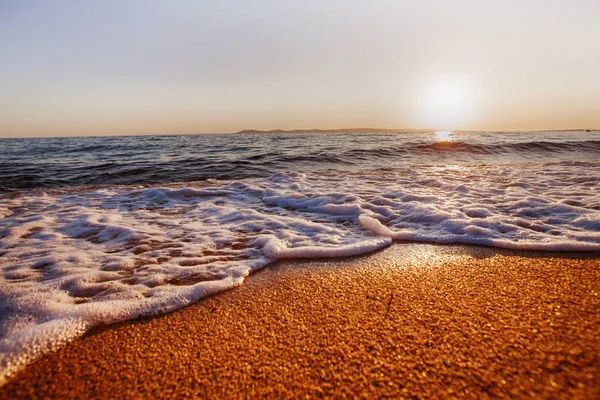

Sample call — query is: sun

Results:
[417,77,475,129]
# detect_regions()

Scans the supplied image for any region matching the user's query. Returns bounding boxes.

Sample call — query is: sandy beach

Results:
[1,244,599,399]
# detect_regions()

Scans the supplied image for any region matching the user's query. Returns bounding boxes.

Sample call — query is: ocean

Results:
[1,130,599,383]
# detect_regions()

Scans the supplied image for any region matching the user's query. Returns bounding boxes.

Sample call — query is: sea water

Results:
[1,130,599,383]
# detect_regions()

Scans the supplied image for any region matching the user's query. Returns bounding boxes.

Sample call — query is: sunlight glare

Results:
[417,77,475,129]
[434,130,454,142]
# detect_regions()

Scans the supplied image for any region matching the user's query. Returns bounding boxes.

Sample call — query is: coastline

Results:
[1,244,599,398]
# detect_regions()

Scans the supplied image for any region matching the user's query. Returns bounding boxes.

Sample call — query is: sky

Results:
[1,0,599,137]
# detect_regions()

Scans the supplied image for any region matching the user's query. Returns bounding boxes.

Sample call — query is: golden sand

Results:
[1,244,599,399]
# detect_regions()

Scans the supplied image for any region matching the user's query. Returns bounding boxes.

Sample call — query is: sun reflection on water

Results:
[434,131,454,142]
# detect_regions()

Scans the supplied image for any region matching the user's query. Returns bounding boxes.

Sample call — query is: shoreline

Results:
[1,244,599,398]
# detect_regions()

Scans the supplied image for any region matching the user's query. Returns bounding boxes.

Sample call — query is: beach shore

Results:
[1,244,599,399]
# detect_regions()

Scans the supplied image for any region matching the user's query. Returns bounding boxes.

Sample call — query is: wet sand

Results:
[1,244,599,399]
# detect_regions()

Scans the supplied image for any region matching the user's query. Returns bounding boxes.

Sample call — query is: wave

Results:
[417,140,600,154]
[2,132,600,191]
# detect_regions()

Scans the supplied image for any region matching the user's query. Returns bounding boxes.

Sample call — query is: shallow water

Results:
[0,130,599,383]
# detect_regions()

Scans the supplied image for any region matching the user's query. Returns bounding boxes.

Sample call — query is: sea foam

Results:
[0,162,599,383]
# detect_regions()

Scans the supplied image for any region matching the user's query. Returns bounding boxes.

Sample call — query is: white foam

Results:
[259,234,391,259]
[0,162,599,383]
[359,215,396,237]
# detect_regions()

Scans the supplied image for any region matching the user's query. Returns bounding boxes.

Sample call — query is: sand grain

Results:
[1,244,599,399]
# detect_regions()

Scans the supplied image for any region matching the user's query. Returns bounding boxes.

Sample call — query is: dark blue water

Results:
[1,130,599,191]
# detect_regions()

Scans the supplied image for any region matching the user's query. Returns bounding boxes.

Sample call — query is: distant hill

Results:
[235,128,596,134]
[235,128,430,134]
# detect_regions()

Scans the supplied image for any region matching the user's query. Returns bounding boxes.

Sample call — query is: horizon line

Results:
[0,127,597,139]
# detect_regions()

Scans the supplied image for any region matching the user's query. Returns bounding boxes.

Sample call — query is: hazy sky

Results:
[1,0,599,137]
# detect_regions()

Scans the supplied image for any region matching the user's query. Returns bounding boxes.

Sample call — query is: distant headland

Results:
[236,128,596,134]
[236,128,430,134]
